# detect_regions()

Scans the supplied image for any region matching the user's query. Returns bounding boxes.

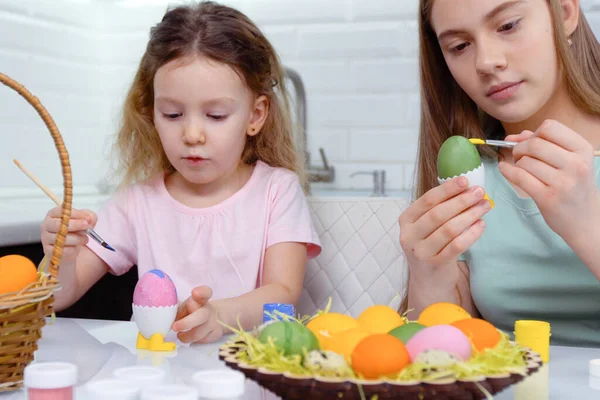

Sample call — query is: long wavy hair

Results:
[109,1,303,188]
[399,0,600,313]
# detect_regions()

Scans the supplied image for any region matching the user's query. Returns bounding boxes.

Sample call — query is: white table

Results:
[1,317,599,399]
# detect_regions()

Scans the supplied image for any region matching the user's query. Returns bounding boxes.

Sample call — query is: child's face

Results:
[153,56,265,186]
[430,0,562,124]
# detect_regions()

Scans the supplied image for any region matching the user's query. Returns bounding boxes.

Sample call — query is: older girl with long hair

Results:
[400,0,600,346]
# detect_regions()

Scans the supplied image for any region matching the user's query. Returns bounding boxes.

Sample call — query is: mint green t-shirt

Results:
[462,156,600,347]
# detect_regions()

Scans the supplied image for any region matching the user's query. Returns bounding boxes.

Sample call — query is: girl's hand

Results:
[41,206,97,262]
[399,176,491,273]
[172,285,224,344]
[499,119,600,243]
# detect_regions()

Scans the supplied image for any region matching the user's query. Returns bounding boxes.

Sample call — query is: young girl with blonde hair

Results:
[400,0,600,346]
[40,1,321,345]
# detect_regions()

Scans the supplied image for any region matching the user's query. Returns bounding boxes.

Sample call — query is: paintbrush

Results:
[13,159,116,252]
[469,138,600,155]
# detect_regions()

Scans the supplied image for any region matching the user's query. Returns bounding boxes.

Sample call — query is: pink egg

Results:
[405,325,472,362]
[133,269,178,307]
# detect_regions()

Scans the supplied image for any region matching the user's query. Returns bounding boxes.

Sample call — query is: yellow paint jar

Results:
[514,320,551,363]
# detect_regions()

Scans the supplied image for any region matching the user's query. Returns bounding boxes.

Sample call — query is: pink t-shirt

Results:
[86,161,321,302]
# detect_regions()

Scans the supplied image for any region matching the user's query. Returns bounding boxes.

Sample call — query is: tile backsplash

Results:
[1,0,599,201]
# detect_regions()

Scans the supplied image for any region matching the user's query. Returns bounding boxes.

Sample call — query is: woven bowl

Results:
[0,73,72,392]
[218,340,543,400]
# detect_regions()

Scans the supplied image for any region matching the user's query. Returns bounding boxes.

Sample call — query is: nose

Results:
[182,117,206,145]
[475,39,507,76]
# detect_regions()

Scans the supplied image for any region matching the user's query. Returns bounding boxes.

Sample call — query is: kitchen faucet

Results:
[284,67,335,191]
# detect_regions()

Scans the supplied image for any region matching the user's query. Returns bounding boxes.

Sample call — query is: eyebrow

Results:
[154,96,237,106]
[437,0,526,42]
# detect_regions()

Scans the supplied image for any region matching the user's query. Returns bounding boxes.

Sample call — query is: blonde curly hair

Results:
[109,1,304,188]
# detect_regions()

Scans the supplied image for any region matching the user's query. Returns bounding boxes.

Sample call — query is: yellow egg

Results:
[306,313,358,348]
[418,302,471,326]
[357,305,404,334]
[325,327,370,360]
[0,255,38,295]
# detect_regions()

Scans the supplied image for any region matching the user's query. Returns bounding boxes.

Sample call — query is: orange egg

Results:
[417,302,471,326]
[306,312,358,348]
[351,334,410,379]
[357,305,404,334]
[325,327,370,360]
[451,318,501,352]
[0,255,38,295]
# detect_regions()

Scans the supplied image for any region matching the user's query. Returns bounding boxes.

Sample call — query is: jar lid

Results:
[24,362,78,389]
[191,369,245,398]
[84,379,140,400]
[140,384,198,400]
[590,359,600,377]
[113,365,167,386]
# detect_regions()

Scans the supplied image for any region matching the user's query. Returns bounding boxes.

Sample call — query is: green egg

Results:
[437,136,482,179]
[388,322,426,344]
[258,321,320,357]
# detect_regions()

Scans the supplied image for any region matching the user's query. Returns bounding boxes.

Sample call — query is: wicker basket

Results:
[218,341,544,400]
[0,73,72,392]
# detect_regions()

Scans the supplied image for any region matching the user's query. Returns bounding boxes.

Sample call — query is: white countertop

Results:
[1,317,600,399]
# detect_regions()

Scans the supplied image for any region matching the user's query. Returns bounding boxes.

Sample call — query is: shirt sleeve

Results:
[85,186,137,276]
[266,172,322,259]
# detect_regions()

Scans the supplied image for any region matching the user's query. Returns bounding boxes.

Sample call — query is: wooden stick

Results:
[13,159,61,206]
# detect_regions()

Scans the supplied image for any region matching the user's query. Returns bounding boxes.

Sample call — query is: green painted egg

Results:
[437,136,481,179]
[388,322,426,344]
[258,321,320,357]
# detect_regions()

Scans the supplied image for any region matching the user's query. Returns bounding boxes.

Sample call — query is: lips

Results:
[486,81,523,97]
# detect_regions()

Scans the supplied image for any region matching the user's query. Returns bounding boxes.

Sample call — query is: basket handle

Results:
[0,73,72,279]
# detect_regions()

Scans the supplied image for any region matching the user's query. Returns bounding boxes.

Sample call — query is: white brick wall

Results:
[1,0,600,203]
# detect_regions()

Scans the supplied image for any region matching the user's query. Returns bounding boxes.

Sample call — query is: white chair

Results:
[298,197,410,318]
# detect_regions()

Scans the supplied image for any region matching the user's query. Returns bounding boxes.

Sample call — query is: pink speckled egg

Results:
[133,269,178,307]
[405,325,472,362]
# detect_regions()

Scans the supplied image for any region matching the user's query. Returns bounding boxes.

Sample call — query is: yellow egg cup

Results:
[484,193,495,208]
[136,332,176,352]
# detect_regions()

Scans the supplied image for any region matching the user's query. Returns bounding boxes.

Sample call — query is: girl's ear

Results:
[560,0,580,37]
[247,95,269,137]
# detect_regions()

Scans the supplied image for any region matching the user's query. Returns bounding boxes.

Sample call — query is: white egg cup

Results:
[437,163,494,208]
[132,304,178,352]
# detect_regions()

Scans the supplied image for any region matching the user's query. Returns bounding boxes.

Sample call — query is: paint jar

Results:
[24,362,78,400]
[191,369,245,399]
[139,384,198,400]
[112,365,168,389]
[514,320,551,362]
[84,379,140,400]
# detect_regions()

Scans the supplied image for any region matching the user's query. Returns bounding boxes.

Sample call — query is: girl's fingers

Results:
[413,186,485,240]
[45,217,89,234]
[400,176,470,225]
[437,219,486,260]
[177,324,214,344]
[423,199,492,256]
[172,307,210,333]
[42,231,89,247]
